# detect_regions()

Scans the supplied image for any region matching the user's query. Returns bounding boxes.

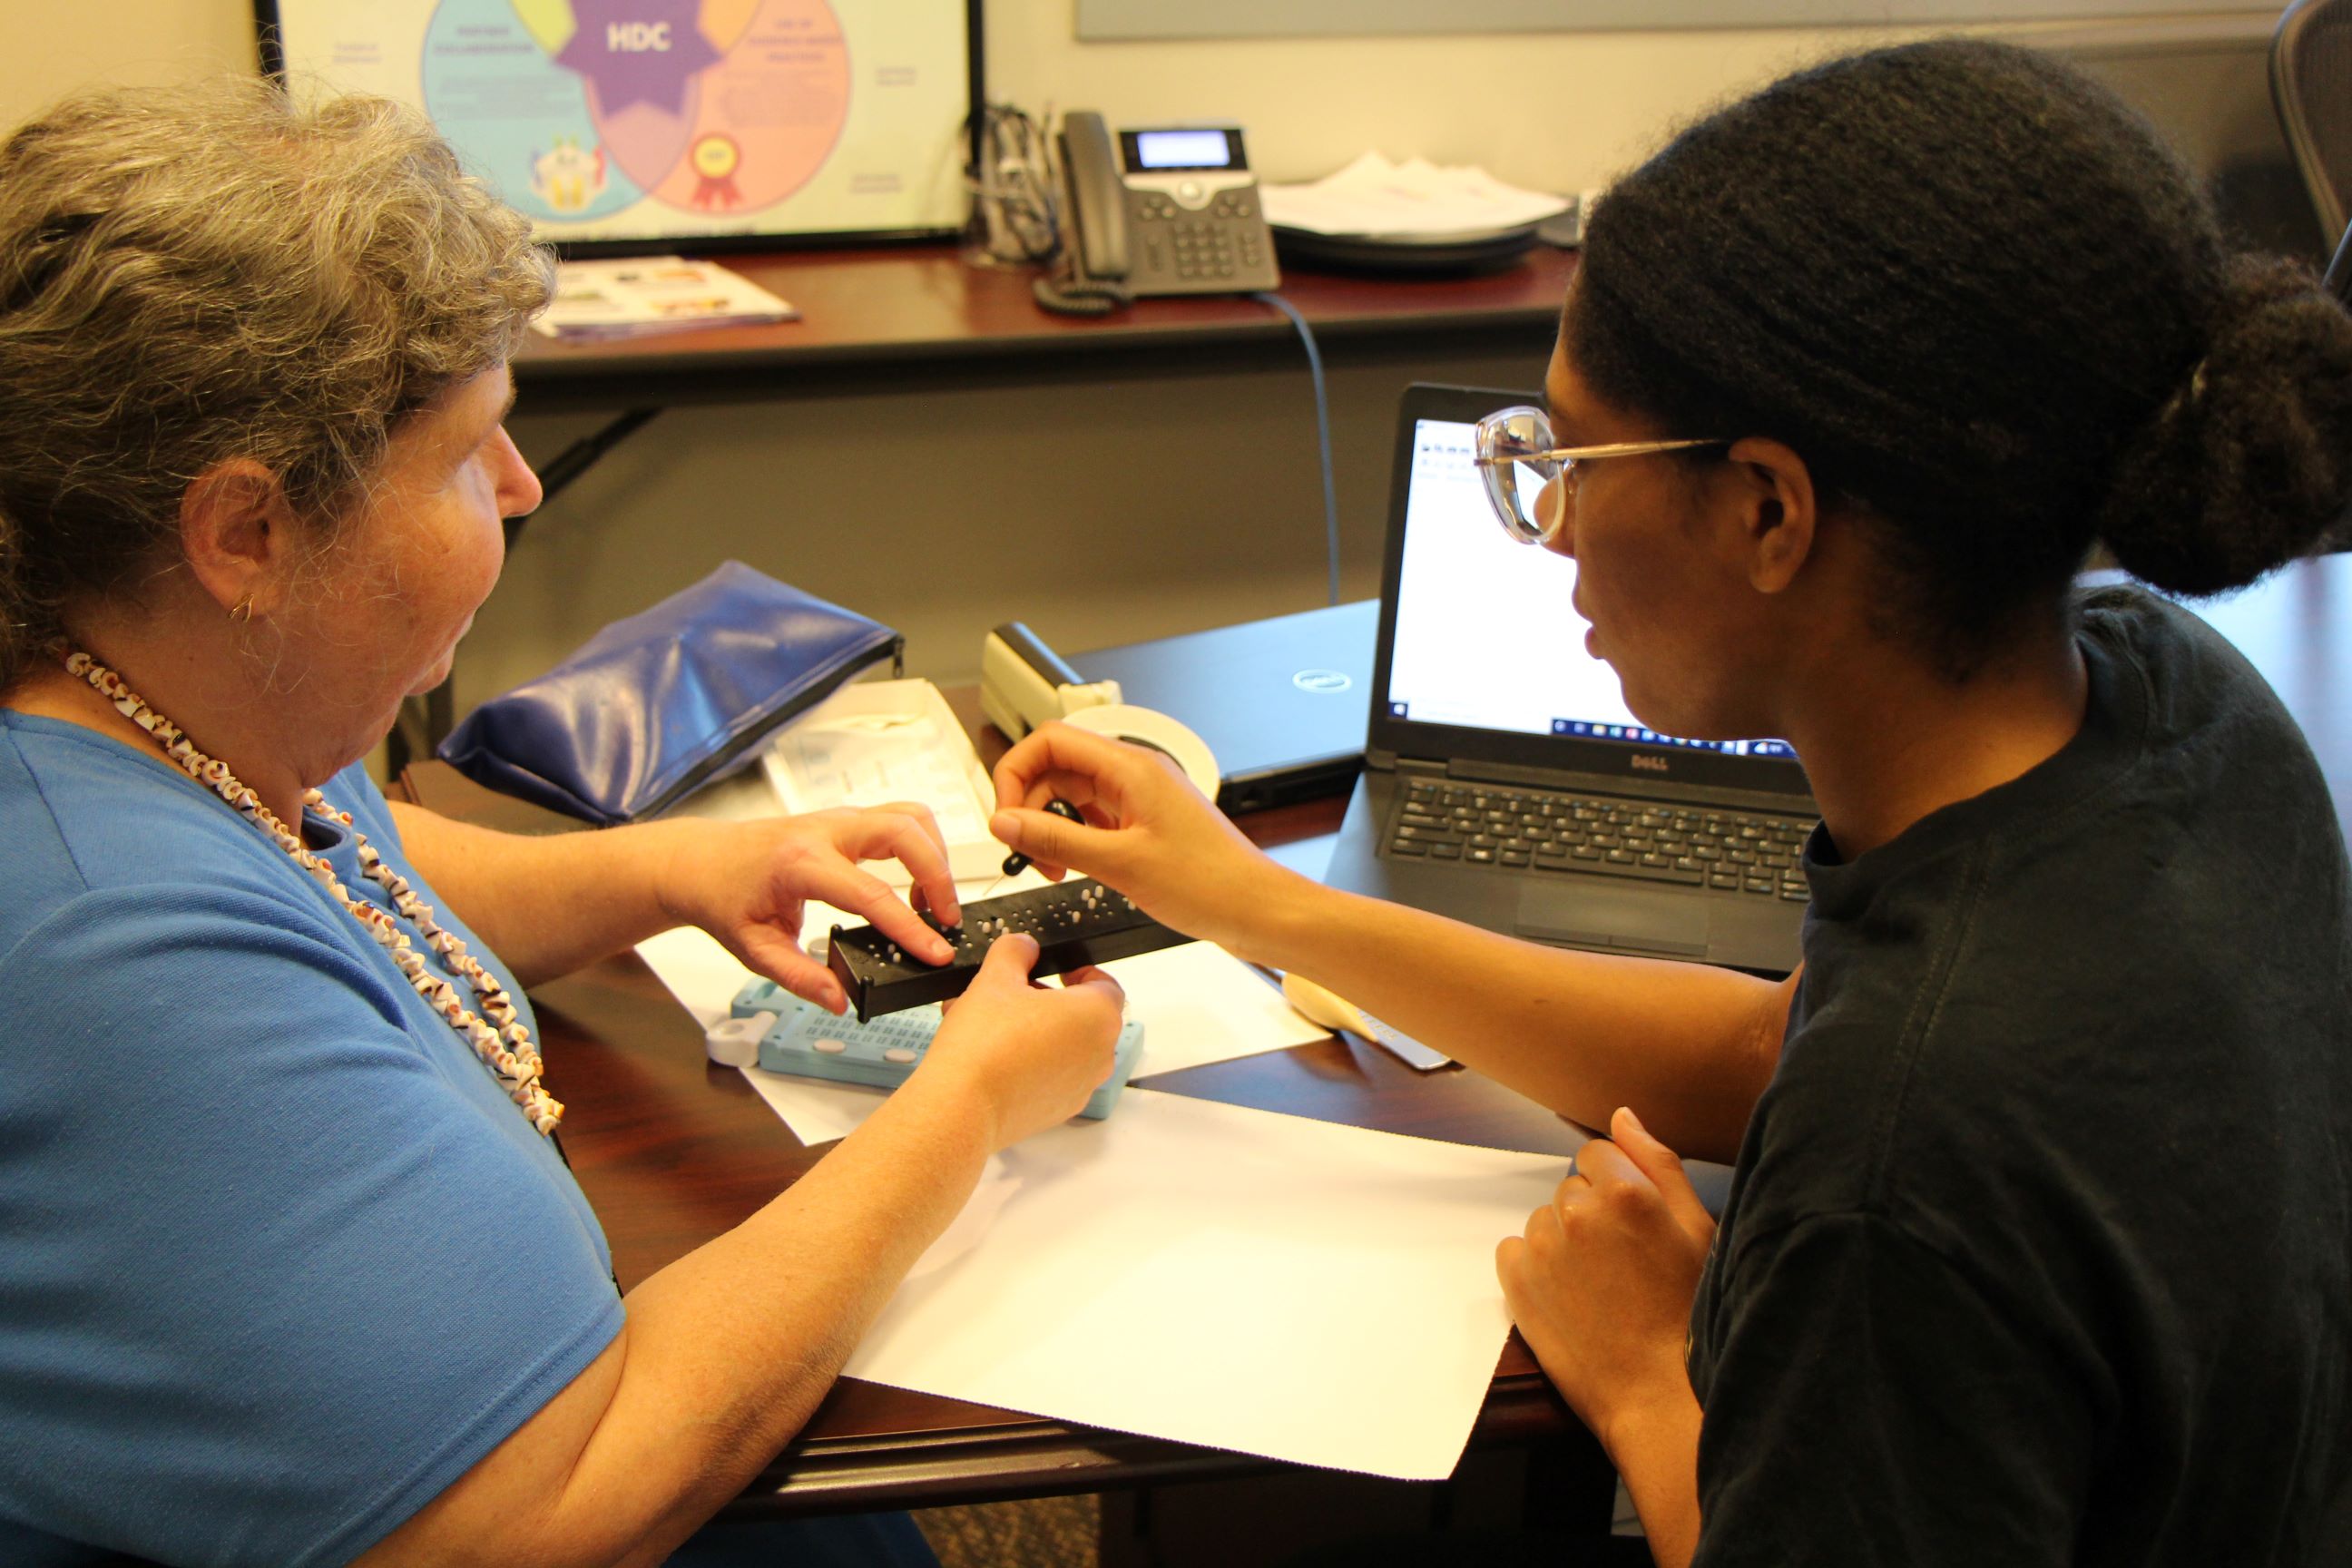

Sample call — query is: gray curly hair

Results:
[0,76,555,691]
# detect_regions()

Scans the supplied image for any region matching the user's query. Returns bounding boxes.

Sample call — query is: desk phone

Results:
[1035,112,1279,315]
[726,978,1147,1120]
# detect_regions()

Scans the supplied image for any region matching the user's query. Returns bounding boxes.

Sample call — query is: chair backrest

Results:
[2273,0,2352,250]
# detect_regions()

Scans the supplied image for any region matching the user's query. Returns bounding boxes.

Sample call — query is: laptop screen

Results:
[1386,414,1797,763]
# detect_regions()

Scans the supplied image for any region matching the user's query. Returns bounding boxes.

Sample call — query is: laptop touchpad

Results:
[1516,882,1710,958]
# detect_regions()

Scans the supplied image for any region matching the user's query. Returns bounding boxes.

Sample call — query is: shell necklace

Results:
[63,650,564,1136]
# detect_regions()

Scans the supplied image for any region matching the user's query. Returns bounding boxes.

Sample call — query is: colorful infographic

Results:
[271,1,971,244]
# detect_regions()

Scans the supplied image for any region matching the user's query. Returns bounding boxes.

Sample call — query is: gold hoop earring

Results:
[228,595,255,624]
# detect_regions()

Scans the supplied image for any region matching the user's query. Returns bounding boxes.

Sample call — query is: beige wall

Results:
[5,5,2288,727]
[1,5,254,127]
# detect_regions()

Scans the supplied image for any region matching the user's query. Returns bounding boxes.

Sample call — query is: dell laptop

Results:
[1320,384,1818,974]
[1073,600,1377,813]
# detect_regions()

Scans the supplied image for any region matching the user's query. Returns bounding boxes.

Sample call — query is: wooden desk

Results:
[513,244,1576,414]
[397,703,1604,1521]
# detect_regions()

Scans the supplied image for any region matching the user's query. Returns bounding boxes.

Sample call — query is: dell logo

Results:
[1293,669,1352,694]
[1631,754,1670,773]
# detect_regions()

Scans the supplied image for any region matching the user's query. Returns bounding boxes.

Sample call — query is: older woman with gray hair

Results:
[0,80,1120,1567]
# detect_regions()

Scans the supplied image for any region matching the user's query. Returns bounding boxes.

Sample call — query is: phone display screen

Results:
[1122,128,1245,172]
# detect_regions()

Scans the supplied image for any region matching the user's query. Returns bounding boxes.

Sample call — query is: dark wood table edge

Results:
[725,1372,1576,1518]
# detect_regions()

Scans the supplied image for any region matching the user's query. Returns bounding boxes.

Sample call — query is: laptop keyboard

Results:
[1387,780,1814,900]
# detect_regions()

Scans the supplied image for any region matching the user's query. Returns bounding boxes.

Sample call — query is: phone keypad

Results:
[1135,191,1268,282]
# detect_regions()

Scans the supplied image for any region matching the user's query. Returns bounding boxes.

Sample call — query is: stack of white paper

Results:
[1260,152,1570,240]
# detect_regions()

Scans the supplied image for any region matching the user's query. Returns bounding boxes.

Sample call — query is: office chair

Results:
[2273,0,2352,253]
[2274,1,2352,553]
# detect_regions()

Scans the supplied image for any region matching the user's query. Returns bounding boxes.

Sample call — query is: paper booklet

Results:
[534,256,797,341]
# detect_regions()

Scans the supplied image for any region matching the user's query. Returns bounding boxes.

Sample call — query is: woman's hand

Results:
[991,722,1305,961]
[1496,1106,1715,1451]
[663,805,964,1014]
[921,934,1127,1152]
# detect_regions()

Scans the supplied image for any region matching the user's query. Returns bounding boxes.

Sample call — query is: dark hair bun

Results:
[2099,255,2352,594]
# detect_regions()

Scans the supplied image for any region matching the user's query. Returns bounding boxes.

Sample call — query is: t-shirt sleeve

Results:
[0,881,624,1568]
[1691,1212,2093,1567]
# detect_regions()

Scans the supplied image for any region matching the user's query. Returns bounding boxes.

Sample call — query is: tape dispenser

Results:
[980,622,1220,795]
[979,622,1123,742]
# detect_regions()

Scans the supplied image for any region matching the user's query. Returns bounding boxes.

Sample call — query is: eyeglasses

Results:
[1472,406,1729,544]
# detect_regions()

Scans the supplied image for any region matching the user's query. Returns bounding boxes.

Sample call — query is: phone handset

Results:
[1034,111,1133,316]
[1063,113,1131,286]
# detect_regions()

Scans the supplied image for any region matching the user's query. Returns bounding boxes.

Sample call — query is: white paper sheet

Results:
[633,921,1330,1143]
[842,1090,1569,1480]
[1104,942,1331,1075]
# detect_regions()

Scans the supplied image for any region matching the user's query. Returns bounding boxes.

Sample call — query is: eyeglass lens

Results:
[1476,407,1563,544]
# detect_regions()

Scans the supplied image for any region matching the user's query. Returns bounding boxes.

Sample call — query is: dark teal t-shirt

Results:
[0,711,623,1566]
[1687,589,2352,1564]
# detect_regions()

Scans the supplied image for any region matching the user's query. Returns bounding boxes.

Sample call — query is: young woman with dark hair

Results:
[991,39,2352,1566]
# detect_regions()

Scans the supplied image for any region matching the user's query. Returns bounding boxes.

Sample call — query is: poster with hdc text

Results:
[268,1,973,246]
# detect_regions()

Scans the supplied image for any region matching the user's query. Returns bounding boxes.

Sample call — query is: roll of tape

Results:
[1060,704,1220,797]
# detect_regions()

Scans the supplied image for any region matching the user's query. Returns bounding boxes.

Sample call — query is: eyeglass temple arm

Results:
[1472,436,1728,466]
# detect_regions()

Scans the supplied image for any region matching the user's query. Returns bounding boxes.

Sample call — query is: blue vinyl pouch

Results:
[436,562,902,826]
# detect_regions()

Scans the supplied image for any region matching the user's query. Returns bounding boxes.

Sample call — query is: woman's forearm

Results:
[355,1063,999,1568]
[1607,1387,1706,1568]
[387,803,695,987]
[1249,877,1791,1163]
